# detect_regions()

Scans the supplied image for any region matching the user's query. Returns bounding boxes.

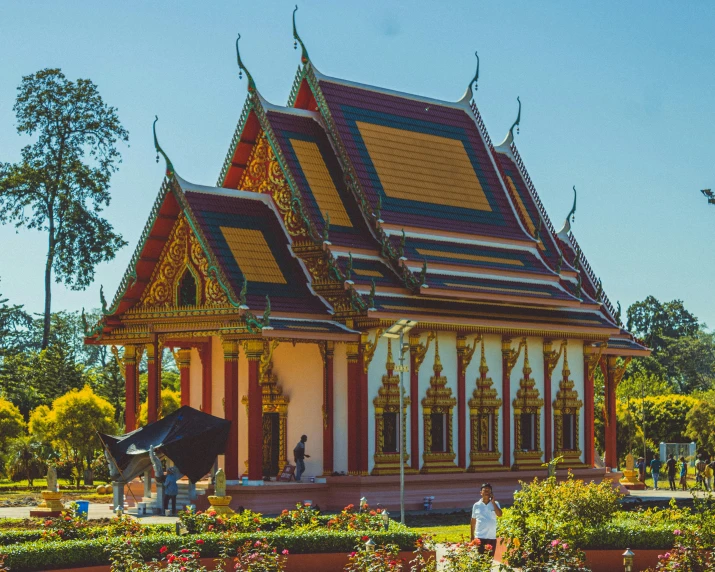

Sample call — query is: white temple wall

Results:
[271,342,324,479]
[333,342,349,474]
[189,348,202,411]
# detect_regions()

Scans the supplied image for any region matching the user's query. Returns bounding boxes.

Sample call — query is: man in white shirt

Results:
[470,483,502,557]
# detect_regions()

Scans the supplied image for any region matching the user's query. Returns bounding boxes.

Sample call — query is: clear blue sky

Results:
[1,1,714,328]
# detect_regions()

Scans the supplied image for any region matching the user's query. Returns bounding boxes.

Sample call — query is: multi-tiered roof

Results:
[86,20,648,353]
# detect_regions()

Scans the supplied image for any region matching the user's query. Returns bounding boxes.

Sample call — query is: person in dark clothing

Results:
[649,453,663,490]
[666,454,677,491]
[293,435,310,482]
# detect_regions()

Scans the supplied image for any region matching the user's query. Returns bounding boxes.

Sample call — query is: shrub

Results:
[327,503,389,532]
[275,502,321,530]
[647,528,715,571]
[233,538,288,571]
[179,507,263,534]
[439,539,493,572]
[499,471,621,567]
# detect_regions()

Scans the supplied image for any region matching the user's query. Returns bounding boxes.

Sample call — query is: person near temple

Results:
[695,455,707,490]
[470,483,502,558]
[679,456,688,491]
[705,458,715,492]
[649,453,663,491]
[293,435,310,482]
[666,454,677,491]
[149,445,182,515]
[636,457,646,487]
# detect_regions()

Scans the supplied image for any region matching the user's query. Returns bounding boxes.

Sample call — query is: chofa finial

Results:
[496,96,522,148]
[236,33,257,93]
[153,116,175,178]
[556,186,577,240]
[293,5,310,64]
[458,51,480,104]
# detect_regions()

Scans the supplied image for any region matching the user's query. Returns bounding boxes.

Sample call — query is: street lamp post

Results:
[383,319,418,525]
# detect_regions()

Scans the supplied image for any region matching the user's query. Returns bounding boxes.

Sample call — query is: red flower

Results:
[64,516,71,521]
[361,535,369,542]
[196,539,204,545]
[160,546,168,554]
[180,548,189,553]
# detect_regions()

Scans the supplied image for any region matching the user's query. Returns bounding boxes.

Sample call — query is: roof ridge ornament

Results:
[458,51,480,104]
[496,96,521,148]
[153,116,175,178]
[293,5,310,65]
[556,186,577,240]
[236,33,256,93]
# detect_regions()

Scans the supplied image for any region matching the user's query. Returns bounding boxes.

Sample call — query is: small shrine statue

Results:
[46,465,58,492]
[215,468,226,497]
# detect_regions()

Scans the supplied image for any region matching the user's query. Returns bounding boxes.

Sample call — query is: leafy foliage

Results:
[0,68,128,348]
[137,388,180,427]
[686,391,715,453]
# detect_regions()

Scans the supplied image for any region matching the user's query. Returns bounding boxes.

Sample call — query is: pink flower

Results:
[562,543,568,550]
[254,540,261,547]
[674,529,682,536]
[282,549,289,555]
[665,552,671,558]
[551,539,560,547]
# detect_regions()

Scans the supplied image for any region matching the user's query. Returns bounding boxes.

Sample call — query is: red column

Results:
[123,345,139,431]
[359,335,369,475]
[409,334,421,471]
[322,342,335,476]
[603,356,624,470]
[177,348,192,407]
[222,340,239,480]
[456,335,467,470]
[346,341,361,475]
[583,351,596,467]
[199,339,212,414]
[543,342,554,463]
[146,337,161,424]
[246,340,264,481]
[501,337,512,469]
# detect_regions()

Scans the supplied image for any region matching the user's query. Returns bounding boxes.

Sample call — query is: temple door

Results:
[262,412,281,478]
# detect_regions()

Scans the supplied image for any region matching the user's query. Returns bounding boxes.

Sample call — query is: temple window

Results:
[372,338,412,475]
[421,336,459,473]
[178,269,198,307]
[553,344,583,463]
[467,336,502,471]
[512,341,545,469]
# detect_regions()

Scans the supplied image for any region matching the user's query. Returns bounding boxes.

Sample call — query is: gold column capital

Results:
[543,339,567,378]
[222,340,239,362]
[176,348,192,370]
[146,342,157,361]
[346,341,360,363]
[245,339,265,360]
[409,331,435,373]
[502,337,526,378]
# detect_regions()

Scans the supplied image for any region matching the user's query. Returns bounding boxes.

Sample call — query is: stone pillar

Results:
[146,337,161,424]
[322,342,335,476]
[124,345,139,431]
[222,340,240,480]
[143,470,152,499]
[199,339,212,414]
[245,340,264,481]
[346,341,361,475]
[456,336,467,470]
[177,348,192,407]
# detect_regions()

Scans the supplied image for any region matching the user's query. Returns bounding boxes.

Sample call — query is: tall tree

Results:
[0,69,128,349]
[626,296,700,353]
[0,279,32,356]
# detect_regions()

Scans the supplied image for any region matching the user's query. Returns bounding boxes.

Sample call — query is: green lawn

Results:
[409,524,469,544]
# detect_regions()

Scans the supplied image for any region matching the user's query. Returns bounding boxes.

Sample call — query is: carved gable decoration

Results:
[139,214,229,309]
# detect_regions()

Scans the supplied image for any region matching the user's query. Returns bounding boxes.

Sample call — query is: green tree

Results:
[626,296,700,352]
[0,68,128,349]
[0,279,32,357]
[7,435,45,486]
[0,398,26,455]
[662,331,715,393]
[29,386,115,486]
[642,394,699,444]
[137,388,180,427]
[686,392,715,455]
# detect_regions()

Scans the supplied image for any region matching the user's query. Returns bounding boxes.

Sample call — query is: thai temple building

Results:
[86,11,648,509]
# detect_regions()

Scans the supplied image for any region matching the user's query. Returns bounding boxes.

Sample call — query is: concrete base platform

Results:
[195,467,619,513]
[29,509,62,517]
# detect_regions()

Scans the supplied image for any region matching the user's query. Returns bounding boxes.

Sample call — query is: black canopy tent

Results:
[99,406,231,483]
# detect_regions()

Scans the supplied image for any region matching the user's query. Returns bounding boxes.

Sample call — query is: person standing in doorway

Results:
[649,453,663,491]
[470,483,502,558]
[666,454,677,491]
[293,435,310,482]
[679,456,688,491]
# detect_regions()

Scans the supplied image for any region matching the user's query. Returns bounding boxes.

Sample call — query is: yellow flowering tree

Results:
[137,388,180,427]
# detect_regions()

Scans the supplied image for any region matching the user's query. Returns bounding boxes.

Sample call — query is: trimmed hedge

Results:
[0,524,174,546]
[3,529,421,572]
[581,521,676,550]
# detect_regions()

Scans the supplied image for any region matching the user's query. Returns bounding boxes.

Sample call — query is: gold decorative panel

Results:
[356,121,491,211]
[416,248,524,267]
[553,343,584,467]
[353,268,383,278]
[220,227,287,284]
[505,176,536,237]
[289,139,352,227]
